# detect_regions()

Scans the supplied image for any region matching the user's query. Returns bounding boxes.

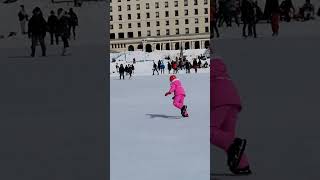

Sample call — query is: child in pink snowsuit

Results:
[211,58,251,175]
[165,75,188,117]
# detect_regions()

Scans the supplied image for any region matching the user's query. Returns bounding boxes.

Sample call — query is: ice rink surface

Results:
[111,73,210,180]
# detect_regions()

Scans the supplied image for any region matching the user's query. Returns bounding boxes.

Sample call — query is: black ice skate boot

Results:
[230,165,252,175]
[181,105,188,117]
[227,138,247,171]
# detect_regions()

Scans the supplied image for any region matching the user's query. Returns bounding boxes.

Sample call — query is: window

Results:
[176,28,179,35]
[110,24,113,29]
[146,3,150,9]
[136,4,140,10]
[165,11,169,17]
[165,1,168,8]
[185,28,189,34]
[204,8,208,14]
[127,5,131,11]
[137,13,141,19]
[110,15,113,21]
[194,0,198,5]
[174,1,178,7]
[110,33,115,39]
[147,30,151,36]
[195,27,199,33]
[119,24,122,29]
[128,23,132,28]
[205,26,209,33]
[118,33,124,38]
[175,20,179,25]
[194,9,198,15]
[156,12,159,18]
[156,21,160,26]
[128,14,131,20]
[166,29,170,35]
[184,10,188,15]
[118,0,120,2]
[184,0,188,6]
[195,18,199,24]
[185,19,189,24]
[119,15,122,20]
[128,32,134,38]
[146,12,150,18]
[166,20,169,25]
[110,6,112,12]
[137,22,141,27]
[157,30,160,36]
[155,2,159,8]
[205,17,208,23]
[175,10,179,16]
[204,0,208,4]
[118,6,121,11]
[138,31,141,37]
[147,22,150,27]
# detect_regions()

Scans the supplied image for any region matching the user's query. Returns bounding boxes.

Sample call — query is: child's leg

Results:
[173,95,184,109]
[211,106,249,168]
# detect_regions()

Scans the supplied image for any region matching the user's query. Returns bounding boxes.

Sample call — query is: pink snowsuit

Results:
[169,79,186,109]
[211,58,249,169]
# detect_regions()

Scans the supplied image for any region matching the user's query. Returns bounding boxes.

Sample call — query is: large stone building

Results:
[110,0,210,52]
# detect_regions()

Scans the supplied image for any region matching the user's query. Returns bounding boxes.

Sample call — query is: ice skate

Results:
[227,138,247,170]
[230,165,252,175]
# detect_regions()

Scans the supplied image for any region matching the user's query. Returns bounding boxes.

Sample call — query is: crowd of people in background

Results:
[18,5,78,57]
[210,0,320,39]
[152,56,209,76]
[116,63,135,80]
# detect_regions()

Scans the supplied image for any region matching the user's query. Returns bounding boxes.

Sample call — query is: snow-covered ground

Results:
[111,73,210,180]
[110,49,210,76]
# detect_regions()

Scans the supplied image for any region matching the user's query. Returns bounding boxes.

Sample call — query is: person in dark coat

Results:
[153,62,159,75]
[193,59,198,73]
[131,64,135,74]
[18,5,28,34]
[158,60,161,70]
[280,0,295,22]
[47,10,59,45]
[210,0,220,38]
[119,64,125,80]
[185,60,190,73]
[167,62,172,74]
[57,8,70,55]
[241,0,256,38]
[28,7,47,57]
[68,8,78,40]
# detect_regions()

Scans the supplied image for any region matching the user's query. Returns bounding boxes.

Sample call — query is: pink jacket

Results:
[169,79,186,96]
[211,58,242,110]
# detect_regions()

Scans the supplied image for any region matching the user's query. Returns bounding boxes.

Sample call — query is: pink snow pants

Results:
[173,95,185,109]
[211,105,249,168]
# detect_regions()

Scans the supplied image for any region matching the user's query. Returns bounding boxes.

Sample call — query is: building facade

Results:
[110,0,210,52]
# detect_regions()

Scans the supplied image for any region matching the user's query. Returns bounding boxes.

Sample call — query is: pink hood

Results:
[211,58,241,110]
[169,79,186,96]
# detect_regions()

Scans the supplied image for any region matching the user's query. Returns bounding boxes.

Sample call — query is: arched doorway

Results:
[185,42,190,50]
[165,43,170,50]
[128,45,134,51]
[137,44,143,50]
[156,44,161,50]
[194,41,200,49]
[204,41,210,49]
[175,42,180,50]
[145,44,152,52]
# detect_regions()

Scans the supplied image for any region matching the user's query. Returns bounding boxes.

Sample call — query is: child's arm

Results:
[165,83,176,96]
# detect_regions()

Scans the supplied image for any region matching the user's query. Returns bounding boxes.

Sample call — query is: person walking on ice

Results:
[211,57,252,175]
[165,75,188,117]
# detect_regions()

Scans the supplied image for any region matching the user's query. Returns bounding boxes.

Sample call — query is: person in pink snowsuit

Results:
[165,75,188,117]
[211,57,252,175]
